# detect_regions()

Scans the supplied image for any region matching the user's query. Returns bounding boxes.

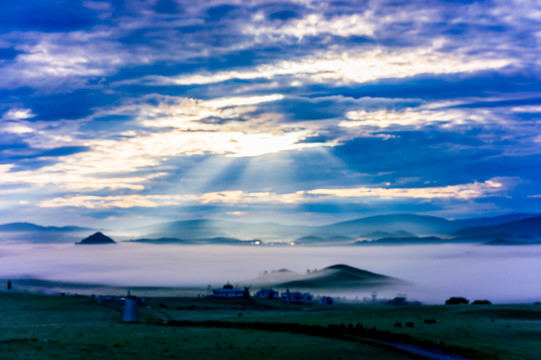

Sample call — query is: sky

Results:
[0,0,540,228]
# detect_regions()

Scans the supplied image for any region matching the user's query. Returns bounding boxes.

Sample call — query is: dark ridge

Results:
[454,215,541,239]
[355,236,444,245]
[483,239,541,246]
[77,232,116,245]
[0,222,91,232]
[275,263,401,289]
[126,237,192,244]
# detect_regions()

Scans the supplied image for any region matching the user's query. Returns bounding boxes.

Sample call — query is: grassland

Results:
[1,292,541,359]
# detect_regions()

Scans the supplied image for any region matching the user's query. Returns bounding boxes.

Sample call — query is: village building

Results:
[318,296,335,305]
[255,288,279,299]
[281,290,313,304]
[213,283,250,299]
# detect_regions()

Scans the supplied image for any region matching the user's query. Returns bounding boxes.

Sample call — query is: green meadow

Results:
[1,292,541,359]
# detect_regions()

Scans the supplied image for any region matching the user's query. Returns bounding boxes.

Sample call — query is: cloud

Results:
[1,108,35,121]
[244,13,375,39]
[38,178,508,209]
[304,179,505,200]
[133,47,512,87]
[1,0,540,223]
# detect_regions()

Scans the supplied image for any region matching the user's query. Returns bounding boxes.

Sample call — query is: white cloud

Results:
[1,108,35,121]
[341,108,474,129]
[244,13,375,39]
[304,180,505,200]
[0,94,328,192]
[140,47,511,87]
[0,31,128,89]
[38,179,508,209]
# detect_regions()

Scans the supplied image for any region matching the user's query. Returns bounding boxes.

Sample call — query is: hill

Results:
[126,237,193,244]
[134,219,311,241]
[294,235,354,245]
[482,239,541,246]
[0,222,91,232]
[358,230,416,239]
[0,222,95,243]
[3,213,540,245]
[126,236,261,245]
[355,236,444,245]
[76,232,116,245]
[247,264,402,289]
[453,216,541,240]
[316,214,455,237]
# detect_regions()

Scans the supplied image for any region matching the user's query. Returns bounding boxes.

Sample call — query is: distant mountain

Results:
[453,216,541,240]
[0,222,91,232]
[451,213,537,229]
[127,237,193,244]
[294,235,353,245]
[247,264,402,289]
[0,222,95,243]
[134,219,311,241]
[317,214,454,237]
[355,236,444,245]
[482,239,541,246]
[127,236,260,245]
[76,232,116,245]
[4,213,539,245]
[359,230,416,239]
[198,237,258,245]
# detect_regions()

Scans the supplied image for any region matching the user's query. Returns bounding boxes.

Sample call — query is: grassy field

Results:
[1,292,541,359]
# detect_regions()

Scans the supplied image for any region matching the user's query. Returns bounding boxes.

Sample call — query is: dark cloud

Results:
[0,47,21,60]
[0,1,102,33]
[205,4,241,22]
[268,10,301,21]
[0,145,89,164]
[314,71,541,100]
[25,90,120,121]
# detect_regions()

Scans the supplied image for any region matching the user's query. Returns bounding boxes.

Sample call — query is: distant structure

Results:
[255,288,279,299]
[213,283,250,299]
[7,280,12,292]
[281,290,313,304]
[122,292,138,322]
[388,294,408,306]
[318,296,334,305]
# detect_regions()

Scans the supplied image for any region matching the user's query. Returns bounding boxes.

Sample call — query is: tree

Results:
[445,297,469,305]
[472,299,492,305]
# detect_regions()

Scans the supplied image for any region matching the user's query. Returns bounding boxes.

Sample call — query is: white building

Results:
[213,283,249,298]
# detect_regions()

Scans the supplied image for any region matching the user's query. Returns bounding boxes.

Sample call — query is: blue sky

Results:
[0,0,540,227]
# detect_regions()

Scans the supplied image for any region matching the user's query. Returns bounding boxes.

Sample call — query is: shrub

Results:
[472,300,492,305]
[445,297,469,305]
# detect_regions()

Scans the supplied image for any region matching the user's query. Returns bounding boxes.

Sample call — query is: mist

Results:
[1,243,541,304]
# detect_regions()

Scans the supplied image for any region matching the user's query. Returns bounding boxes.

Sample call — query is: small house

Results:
[318,296,334,305]
[255,289,279,299]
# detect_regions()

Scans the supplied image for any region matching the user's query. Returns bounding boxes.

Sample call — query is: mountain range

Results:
[1,213,540,245]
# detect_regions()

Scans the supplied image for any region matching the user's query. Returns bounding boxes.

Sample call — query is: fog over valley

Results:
[2,243,541,304]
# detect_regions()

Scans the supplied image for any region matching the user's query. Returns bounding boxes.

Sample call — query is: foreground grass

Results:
[2,292,541,359]
[0,293,419,360]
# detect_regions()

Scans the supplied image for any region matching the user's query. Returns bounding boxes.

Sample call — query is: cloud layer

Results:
[0,0,540,226]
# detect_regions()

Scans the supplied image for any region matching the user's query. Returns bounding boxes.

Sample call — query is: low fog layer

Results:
[1,243,540,304]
